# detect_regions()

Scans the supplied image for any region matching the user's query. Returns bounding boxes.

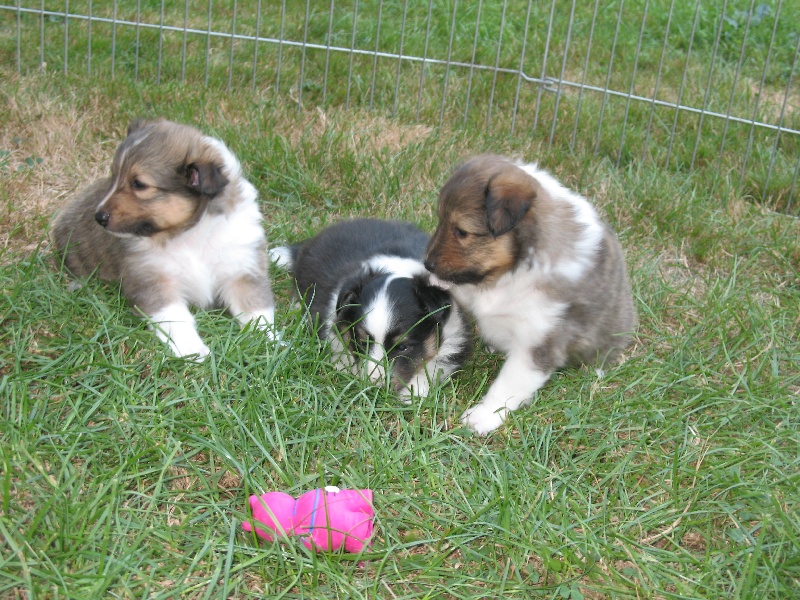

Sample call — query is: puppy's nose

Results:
[423,259,436,273]
[95,211,110,227]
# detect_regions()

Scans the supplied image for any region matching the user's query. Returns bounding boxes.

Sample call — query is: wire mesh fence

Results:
[2,1,799,212]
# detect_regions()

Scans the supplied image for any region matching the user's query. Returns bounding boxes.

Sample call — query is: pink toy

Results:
[242,486,374,553]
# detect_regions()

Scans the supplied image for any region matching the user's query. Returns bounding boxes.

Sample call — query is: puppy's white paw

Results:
[240,309,274,330]
[172,339,211,362]
[240,310,287,345]
[401,373,431,401]
[397,391,413,406]
[256,321,283,344]
[460,402,508,435]
[150,304,210,361]
[265,327,289,346]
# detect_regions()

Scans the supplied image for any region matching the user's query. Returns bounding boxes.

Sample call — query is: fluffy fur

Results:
[424,155,636,434]
[51,118,275,359]
[271,219,471,398]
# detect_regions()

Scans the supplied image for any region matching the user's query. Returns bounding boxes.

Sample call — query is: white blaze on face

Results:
[365,255,428,278]
[361,279,395,383]
[96,130,149,213]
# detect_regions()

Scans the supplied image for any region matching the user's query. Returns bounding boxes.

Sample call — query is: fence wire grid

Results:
[2,1,799,212]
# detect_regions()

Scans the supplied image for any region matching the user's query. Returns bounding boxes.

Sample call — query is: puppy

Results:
[271,219,470,398]
[51,118,276,359]
[424,156,636,434]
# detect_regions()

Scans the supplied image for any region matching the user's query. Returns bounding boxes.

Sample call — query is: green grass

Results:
[2,3,800,598]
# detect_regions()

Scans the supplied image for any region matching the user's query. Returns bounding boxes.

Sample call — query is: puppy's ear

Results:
[485,166,537,237]
[186,162,229,197]
[336,277,364,313]
[333,277,366,339]
[126,117,163,136]
[337,288,358,312]
[413,275,452,325]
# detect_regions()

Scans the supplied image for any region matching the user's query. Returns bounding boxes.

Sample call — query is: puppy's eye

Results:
[395,343,409,353]
[131,178,147,190]
[454,227,468,239]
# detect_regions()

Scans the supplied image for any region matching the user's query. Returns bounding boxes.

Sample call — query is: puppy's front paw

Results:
[261,324,284,344]
[172,340,211,362]
[396,390,413,406]
[240,311,288,346]
[400,373,431,402]
[151,304,210,362]
[460,402,508,435]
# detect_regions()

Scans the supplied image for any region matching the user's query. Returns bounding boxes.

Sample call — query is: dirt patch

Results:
[680,531,707,552]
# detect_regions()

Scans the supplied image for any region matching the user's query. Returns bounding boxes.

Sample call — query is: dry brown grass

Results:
[0,74,121,250]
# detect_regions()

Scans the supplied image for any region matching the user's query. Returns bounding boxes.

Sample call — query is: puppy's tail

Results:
[268,245,297,270]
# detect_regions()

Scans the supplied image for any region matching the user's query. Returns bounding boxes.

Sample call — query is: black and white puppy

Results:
[425,156,636,434]
[51,118,276,360]
[271,219,470,398]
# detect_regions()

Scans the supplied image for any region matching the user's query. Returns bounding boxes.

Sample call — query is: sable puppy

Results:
[51,118,276,359]
[271,219,470,398]
[424,155,636,434]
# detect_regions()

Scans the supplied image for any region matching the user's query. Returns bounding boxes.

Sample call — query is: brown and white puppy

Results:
[51,118,276,360]
[424,155,636,434]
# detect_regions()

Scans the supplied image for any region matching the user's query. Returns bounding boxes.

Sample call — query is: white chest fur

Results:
[132,200,265,309]
[454,272,567,354]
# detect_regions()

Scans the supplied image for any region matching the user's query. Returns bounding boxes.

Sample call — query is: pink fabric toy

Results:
[242,486,374,552]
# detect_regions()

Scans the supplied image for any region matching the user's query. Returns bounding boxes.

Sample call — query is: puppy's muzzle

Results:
[423,259,436,273]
